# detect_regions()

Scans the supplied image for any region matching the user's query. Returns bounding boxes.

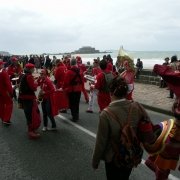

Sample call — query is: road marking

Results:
[58,114,180,180]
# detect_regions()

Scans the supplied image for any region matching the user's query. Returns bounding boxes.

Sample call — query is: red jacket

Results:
[62,65,82,92]
[38,77,55,99]
[54,63,67,88]
[0,68,13,95]
[107,61,113,71]
[19,74,38,99]
[92,67,101,77]
[77,62,87,83]
[8,64,22,78]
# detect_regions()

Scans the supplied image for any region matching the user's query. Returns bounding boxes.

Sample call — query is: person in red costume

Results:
[18,63,41,139]
[54,59,67,89]
[85,59,101,113]
[143,64,180,180]
[0,60,13,125]
[37,69,58,131]
[8,57,22,101]
[106,57,113,72]
[120,61,135,100]
[94,60,115,112]
[76,56,89,103]
[58,57,83,122]
[54,59,68,113]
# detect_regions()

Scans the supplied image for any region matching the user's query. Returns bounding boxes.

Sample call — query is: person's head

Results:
[137,58,140,62]
[108,76,128,99]
[24,63,35,74]
[176,62,180,71]
[12,57,18,65]
[164,57,169,63]
[171,55,178,63]
[40,69,48,79]
[93,59,99,67]
[70,57,77,66]
[56,59,62,65]
[123,61,130,70]
[0,60,6,69]
[76,56,82,63]
[99,60,107,70]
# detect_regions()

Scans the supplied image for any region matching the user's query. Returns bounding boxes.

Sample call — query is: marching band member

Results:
[0,60,13,125]
[18,63,41,139]
[85,59,101,113]
[54,59,68,113]
[76,56,89,103]
[8,57,22,101]
[58,58,83,122]
[120,60,135,100]
[94,60,115,112]
[37,69,58,131]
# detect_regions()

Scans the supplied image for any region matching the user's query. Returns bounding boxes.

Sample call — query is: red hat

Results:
[12,57,18,61]
[40,69,47,75]
[0,61,6,65]
[25,63,35,68]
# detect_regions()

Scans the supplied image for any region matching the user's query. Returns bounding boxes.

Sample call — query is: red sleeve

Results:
[44,79,55,95]
[27,75,38,91]
[62,71,71,89]
[4,71,13,94]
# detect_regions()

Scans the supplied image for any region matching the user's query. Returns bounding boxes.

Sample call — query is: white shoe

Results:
[42,127,48,132]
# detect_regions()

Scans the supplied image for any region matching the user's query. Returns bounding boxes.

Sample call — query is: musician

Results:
[59,58,83,122]
[63,56,71,69]
[86,59,101,113]
[54,59,68,113]
[94,60,115,112]
[120,60,135,100]
[18,63,41,139]
[36,69,58,131]
[8,57,22,101]
[0,61,13,125]
[76,56,89,103]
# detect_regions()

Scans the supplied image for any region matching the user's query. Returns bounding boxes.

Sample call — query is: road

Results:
[0,92,179,180]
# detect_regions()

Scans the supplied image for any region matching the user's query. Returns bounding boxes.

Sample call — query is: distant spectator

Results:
[168,55,178,99]
[159,57,169,88]
[135,58,143,79]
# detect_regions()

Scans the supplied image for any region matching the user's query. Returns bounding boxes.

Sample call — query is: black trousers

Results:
[21,99,33,125]
[68,91,81,120]
[105,161,132,180]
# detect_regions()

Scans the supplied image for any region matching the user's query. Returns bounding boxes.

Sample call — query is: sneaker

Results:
[48,128,57,131]
[86,100,89,103]
[85,109,93,113]
[3,121,12,125]
[42,127,49,132]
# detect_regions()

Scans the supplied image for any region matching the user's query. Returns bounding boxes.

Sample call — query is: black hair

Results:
[171,55,177,63]
[108,76,128,98]
[99,60,107,70]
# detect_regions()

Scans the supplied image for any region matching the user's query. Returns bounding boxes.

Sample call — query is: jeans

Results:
[41,98,56,128]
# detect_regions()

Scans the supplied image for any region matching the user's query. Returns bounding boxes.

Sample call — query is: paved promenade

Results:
[33,71,174,115]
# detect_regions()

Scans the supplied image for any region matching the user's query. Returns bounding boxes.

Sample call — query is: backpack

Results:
[69,68,82,85]
[100,72,114,92]
[104,103,143,169]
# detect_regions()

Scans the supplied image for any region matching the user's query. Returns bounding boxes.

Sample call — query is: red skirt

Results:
[56,90,69,110]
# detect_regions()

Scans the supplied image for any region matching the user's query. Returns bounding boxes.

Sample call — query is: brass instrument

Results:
[37,89,43,104]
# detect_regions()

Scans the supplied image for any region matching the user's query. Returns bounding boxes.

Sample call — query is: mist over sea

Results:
[48,50,180,69]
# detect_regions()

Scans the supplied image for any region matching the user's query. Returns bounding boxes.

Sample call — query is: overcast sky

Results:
[0,0,180,54]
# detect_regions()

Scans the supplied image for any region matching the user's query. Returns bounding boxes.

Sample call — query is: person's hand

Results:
[40,91,45,95]
[14,73,17,76]
[93,168,99,172]
[56,88,63,91]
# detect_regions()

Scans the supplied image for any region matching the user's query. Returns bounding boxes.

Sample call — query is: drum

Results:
[84,75,95,82]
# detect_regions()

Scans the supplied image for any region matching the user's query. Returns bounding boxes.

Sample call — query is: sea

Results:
[47,50,180,69]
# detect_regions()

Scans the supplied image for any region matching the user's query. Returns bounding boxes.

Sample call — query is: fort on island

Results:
[72,46,100,54]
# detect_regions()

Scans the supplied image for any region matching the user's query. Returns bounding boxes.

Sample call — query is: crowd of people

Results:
[0,52,180,180]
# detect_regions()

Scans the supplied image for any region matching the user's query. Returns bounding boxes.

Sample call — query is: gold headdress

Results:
[117,46,135,72]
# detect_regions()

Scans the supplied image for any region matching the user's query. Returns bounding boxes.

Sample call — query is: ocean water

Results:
[48,51,180,69]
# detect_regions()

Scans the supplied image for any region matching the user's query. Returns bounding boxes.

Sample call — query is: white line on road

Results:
[58,114,180,180]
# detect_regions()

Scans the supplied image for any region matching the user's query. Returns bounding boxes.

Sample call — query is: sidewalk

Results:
[84,82,174,116]
[33,71,174,115]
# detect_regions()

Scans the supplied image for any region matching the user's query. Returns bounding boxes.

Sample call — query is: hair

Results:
[171,55,178,63]
[24,68,34,74]
[99,59,107,70]
[108,76,128,98]
[70,57,77,65]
